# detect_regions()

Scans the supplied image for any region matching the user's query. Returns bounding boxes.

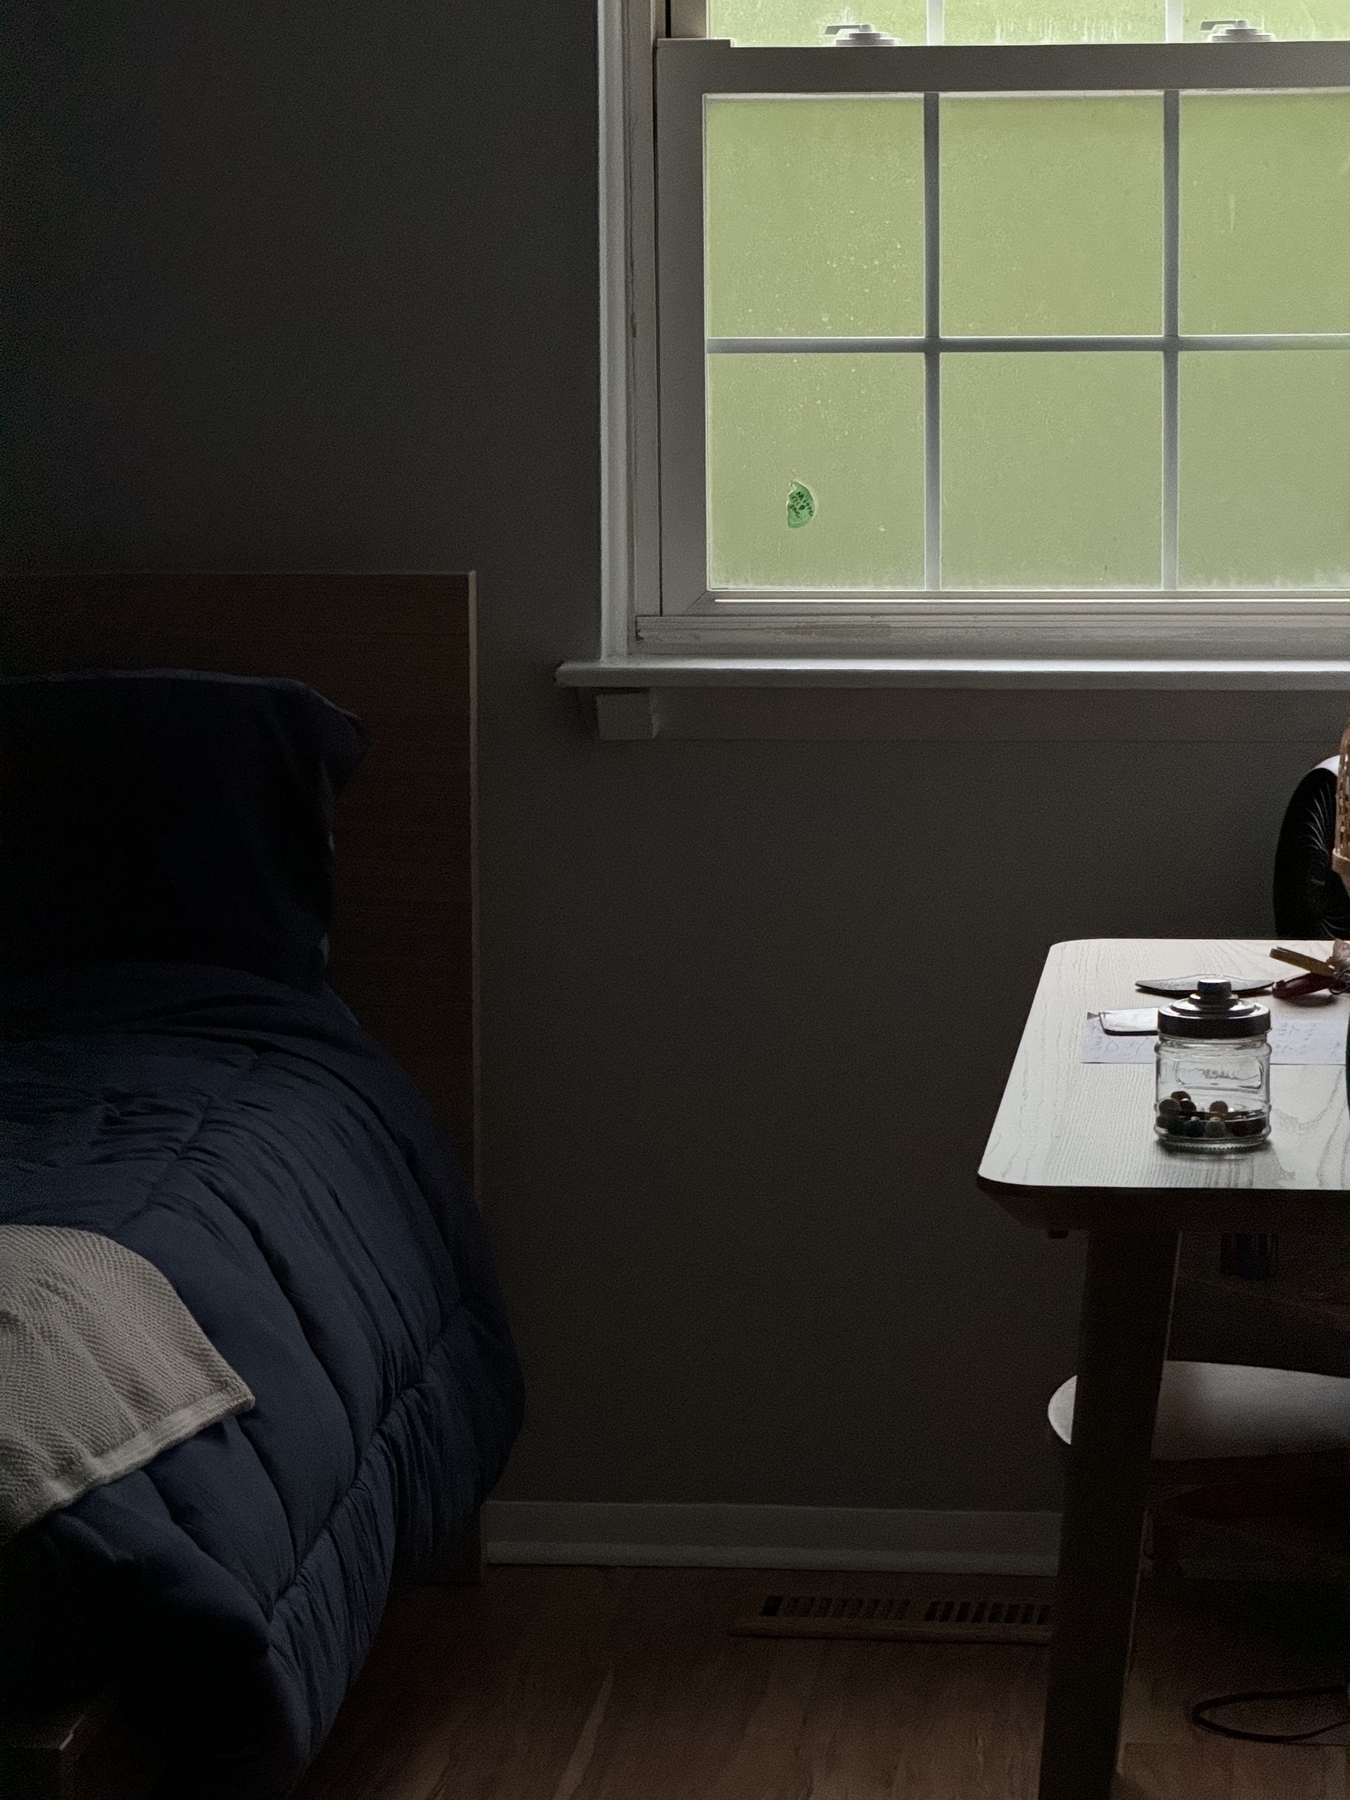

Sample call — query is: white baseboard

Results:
[484,1502,1061,1576]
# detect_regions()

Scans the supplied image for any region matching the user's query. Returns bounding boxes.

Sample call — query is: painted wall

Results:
[3,0,1340,1517]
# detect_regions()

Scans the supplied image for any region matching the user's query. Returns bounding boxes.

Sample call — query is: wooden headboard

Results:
[0,572,477,1170]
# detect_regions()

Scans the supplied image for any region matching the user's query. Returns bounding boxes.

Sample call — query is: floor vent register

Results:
[732,1592,1054,1644]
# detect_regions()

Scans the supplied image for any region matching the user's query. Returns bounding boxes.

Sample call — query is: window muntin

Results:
[691,81,1350,596]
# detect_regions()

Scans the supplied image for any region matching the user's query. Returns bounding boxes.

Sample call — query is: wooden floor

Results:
[293,1567,1350,1800]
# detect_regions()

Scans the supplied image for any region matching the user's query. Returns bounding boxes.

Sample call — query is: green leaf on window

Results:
[786,480,817,529]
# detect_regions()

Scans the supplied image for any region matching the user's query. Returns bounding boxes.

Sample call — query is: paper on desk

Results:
[1081,1010,1349,1065]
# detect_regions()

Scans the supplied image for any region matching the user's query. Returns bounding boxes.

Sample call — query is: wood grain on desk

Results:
[978,939,1350,1234]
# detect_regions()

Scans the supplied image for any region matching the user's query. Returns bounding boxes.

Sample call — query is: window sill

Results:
[559,654,1350,690]
[556,656,1350,740]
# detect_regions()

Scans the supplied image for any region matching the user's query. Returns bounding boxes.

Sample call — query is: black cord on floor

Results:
[1190,1682,1350,1743]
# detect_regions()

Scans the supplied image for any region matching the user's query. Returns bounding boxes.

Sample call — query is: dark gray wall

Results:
[4,2,1337,1514]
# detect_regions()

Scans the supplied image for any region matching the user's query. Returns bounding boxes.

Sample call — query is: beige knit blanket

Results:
[0,1225,254,1541]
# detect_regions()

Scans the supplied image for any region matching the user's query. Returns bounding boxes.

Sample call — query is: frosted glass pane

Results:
[710,0,1350,37]
[945,0,1162,40]
[707,355,925,589]
[705,98,924,338]
[942,354,1161,586]
[1182,0,1350,36]
[942,96,1163,335]
[1180,94,1350,333]
[1179,352,1350,587]
[707,0,925,43]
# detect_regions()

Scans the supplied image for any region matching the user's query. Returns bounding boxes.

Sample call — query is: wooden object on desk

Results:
[978,938,1350,1800]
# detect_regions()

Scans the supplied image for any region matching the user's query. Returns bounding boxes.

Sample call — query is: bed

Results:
[0,573,524,1800]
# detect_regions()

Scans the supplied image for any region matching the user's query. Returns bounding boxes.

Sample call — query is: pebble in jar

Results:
[1154,978,1271,1151]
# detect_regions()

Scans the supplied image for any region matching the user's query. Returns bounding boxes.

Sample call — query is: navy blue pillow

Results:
[0,672,368,993]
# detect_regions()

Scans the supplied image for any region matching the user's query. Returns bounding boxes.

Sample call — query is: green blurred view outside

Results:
[702,86,1350,589]
[707,0,1350,38]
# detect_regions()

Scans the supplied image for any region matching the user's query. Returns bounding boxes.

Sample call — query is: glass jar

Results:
[1154,978,1271,1151]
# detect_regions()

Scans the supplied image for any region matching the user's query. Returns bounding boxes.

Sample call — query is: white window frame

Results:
[597,5,1350,668]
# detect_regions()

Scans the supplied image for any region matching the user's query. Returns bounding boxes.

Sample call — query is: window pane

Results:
[707,0,1350,36]
[1179,352,1350,588]
[1182,0,1350,37]
[705,97,925,338]
[944,0,1162,41]
[941,96,1162,335]
[707,0,925,44]
[707,354,925,588]
[1180,93,1350,334]
[942,353,1161,586]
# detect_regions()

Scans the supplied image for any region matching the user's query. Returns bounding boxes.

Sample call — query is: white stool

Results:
[1050,1361,1350,1464]
[1049,1361,1350,1582]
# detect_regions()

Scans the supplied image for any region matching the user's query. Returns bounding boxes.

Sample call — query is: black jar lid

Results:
[1158,977,1271,1040]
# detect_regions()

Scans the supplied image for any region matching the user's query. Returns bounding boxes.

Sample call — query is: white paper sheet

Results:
[1081,1010,1349,1066]
[1099,1009,1159,1034]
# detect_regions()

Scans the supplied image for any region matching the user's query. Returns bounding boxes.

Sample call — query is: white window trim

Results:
[591,5,1350,687]
[600,0,664,656]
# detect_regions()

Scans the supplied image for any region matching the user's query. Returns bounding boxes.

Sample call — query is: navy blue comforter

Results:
[0,964,523,1797]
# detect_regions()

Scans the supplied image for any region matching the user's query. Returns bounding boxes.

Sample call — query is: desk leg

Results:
[1037,1229,1179,1800]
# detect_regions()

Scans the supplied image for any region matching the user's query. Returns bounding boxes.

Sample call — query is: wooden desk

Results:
[978,938,1350,1800]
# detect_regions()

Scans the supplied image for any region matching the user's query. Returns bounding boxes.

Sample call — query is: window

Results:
[599,3,1350,662]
